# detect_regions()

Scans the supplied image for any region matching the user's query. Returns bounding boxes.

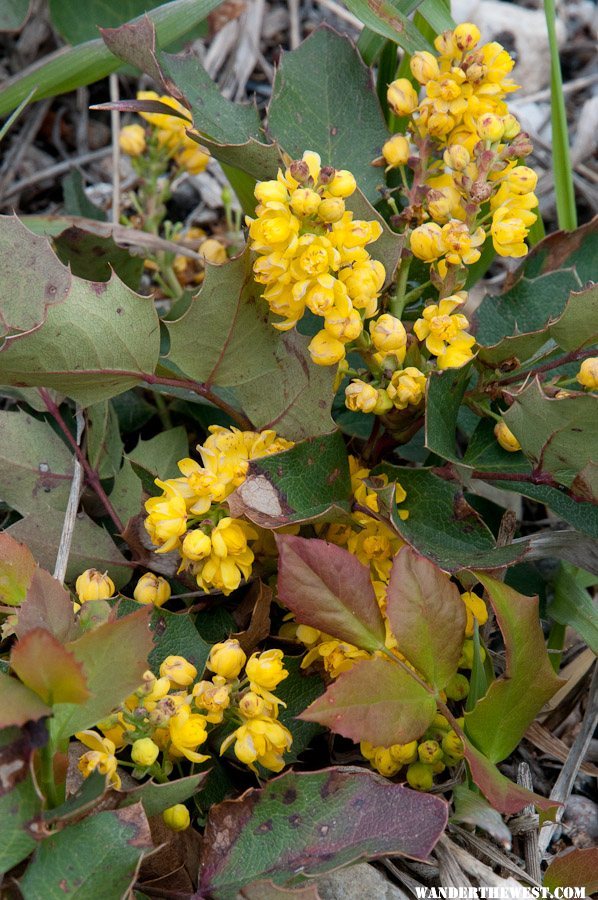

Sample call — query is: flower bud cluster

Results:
[144,426,293,594]
[248,151,385,366]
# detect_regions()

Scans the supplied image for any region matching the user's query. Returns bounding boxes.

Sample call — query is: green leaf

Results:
[544,848,598,895]
[166,247,336,440]
[275,656,324,763]
[277,534,387,652]
[198,767,448,896]
[62,171,106,221]
[547,565,598,655]
[474,221,597,364]
[228,432,351,528]
[300,657,436,746]
[451,784,512,849]
[267,27,389,203]
[374,466,526,571]
[10,629,89,705]
[343,0,435,54]
[386,546,466,691]
[118,599,211,676]
[49,0,164,44]
[109,459,143,525]
[86,401,124,480]
[19,806,152,899]
[0,0,30,32]
[0,672,52,728]
[0,0,222,118]
[0,220,161,406]
[464,574,564,763]
[346,187,404,281]
[0,775,40,876]
[53,607,153,739]
[128,426,189,482]
[424,362,472,464]
[119,773,205,817]
[53,226,143,291]
[503,380,598,494]
[0,532,35,606]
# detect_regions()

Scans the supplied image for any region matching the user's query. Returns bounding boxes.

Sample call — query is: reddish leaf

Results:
[300,657,436,747]
[198,767,448,896]
[10,628,89,705]
[0,533,35,606]
[544,848,598,894]
[386,547,465,690]
[276,535,386,651]
[16,567,77,643]
[0,672,51,728]
[465,574,565,762]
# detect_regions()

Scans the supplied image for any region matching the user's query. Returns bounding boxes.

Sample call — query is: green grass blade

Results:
[543,0,577,230]
[356,26,386,66]
[0,86,37,142]
[0,0,222,120]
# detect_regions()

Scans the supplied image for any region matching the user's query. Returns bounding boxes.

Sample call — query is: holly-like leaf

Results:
[86,400,124,479]
[166,248,336,440]
[53,226,143,290]
[386,547,466,691]
[276,656,324,763]
[18,805,152,898]
[10,628,89,705]
[451,784,512,849]
[267,27,389,203]
[118,599,211,676]
[118,773,206,818]
[198,767,448,896]
[346,187,404,282]
[547,565,598,655]
[228,432,351,528]
[128,426,189,482]
[424,362,472,465]
[0,672,51,727]
[300,657,436,747]
[53,606,153,739]
[543,848,598,895]
[15,567,77,642]
[0,775,41,875]
[464,574,565,763]
[504,379,598,495]
[276,535,386,651]
[0,217,160,405]
[0,532,35,606]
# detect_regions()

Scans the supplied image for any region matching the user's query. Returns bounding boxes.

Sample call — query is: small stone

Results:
[316,863,409,900]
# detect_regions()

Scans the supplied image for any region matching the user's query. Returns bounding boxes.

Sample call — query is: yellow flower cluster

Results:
[413,294,475,369]
[247,151,385,366]
[144,426,293,594]
[120,90,210,175]
[172,226,228,287]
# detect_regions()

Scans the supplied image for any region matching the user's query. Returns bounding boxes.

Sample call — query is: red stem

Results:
[39,389,125,534]
[144,373,253,429]
[492,347,594,388]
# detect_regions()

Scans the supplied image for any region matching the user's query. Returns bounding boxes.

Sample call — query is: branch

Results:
[492,346,595,388]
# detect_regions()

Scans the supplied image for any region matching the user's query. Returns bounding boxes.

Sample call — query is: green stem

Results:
[39,743,60,808]
[389,258,412,319]
[401,279,431,307]
[547,621,566,674]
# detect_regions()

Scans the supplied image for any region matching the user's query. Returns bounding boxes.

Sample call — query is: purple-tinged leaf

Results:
[16,567,77,643]
[386,547,465,690]
[91,99,190,121]
[276,535,386,651]
[10,628,89,705]
[198,767,448,897]
[300,657,436,746]
[544,848,598,894]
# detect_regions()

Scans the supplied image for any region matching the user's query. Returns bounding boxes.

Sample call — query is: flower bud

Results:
[317,197,345,223]
[318,165,336,185]
[443,144,470,171]
[199,239,227,265]
[131,738,159,767]
[406,761,434,791]
[119,124,146,157]
[134,573,171,607]
[507,132,533,158]
[389,741,418,765]
[207,639,246,680]
[289,160,310,184]
[494,420,521,452]
[502,114,521,140]
[345,379,379,414]
[410,51,439,84]
[445,672,470,701]
[577,357,598,389]
[75,569,115,603]
[369,314,407,354]
[246,649,288,691]
[410,222,444,261]
[374,747,401,777]
[163,804,190,831]
[506,166,538,195]
[453,22,481,51]
[387,367,427,410]
[387,78,419,117]
[417,740,443,765]
[159,655,198,687]
[326,170,357,198]
[290,188,322,217]
[477,114,505,142]
[427,190,452,223]
[382,134,410,168]
[308,331,346,366]
[372,389,393,415]
[324,308,362,343]
[238,691,268,718]
[255,180,289,205]
[442,730,464,760]
[182,529,212,561]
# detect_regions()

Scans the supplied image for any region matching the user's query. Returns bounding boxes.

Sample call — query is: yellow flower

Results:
[75,569,115,603]
[168,705,209,763]
[413,295,475,368]
[181,529,212,563]
[443,144,470,171]
[373,747,402,777]
[345,379,379,414]
[418,739,443,764]
[175,143,210,175]
[441,220,486,266]
[410,51,440,84]
[238,691,269,718]
[131,738,160,767]
[192,676,231,724]
[382,134,410,169]
[193,517,257,595]
[577,357,598,389]
[133,573,171,607]
[460,591,488,637]
[290,187,322,217]
[76,731,121,789]
[246,649,288,693]
[387,78,419,116]
[387,367,427,410]
[160,655,198,688]
[144,480,188,553]
[390,741,418,765]
[318,197,346,223]
[302,638,370,679]
[369,314,407,356]
[410,223,444,262]
[494,420,521,452]
[220,714,293,772]
[206,639,247,680]
[491,205,536,258]
[199,238,227,265]
[308,330,346,366]
[163,804,190,831]
[119,124,146,157]
[476,113,505,142]
[326,170,357,198]
[453,22,481,51]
